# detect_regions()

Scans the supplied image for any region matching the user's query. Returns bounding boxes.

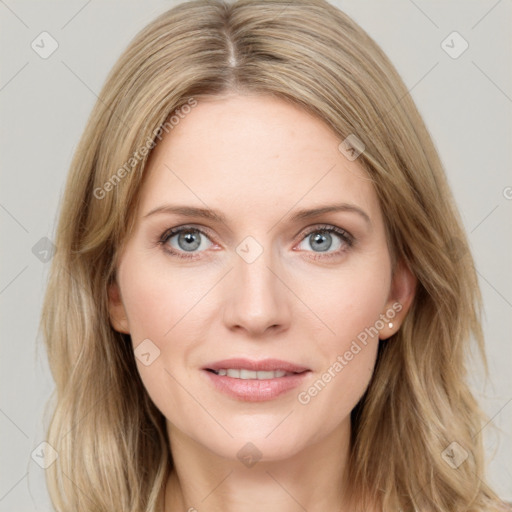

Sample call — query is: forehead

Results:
[139,94,380,223]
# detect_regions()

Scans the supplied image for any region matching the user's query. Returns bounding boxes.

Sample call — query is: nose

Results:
[221,241,292,337]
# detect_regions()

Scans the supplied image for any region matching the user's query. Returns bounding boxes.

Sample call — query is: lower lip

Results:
[203,370,310,402]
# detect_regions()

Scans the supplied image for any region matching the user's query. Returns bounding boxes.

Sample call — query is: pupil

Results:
[179,230,201,251]
[311,232,331,252]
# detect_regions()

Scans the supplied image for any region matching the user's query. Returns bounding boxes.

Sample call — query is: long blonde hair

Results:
[40,1,509,510]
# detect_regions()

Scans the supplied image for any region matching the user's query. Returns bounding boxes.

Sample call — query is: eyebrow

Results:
[143,203,371,225]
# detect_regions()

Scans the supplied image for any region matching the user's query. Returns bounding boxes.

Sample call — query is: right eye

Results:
[159,226,214,259]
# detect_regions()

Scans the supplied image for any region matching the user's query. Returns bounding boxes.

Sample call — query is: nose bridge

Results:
[222,234,290,334]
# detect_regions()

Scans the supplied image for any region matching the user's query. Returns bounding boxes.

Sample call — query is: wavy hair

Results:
[40,0,509,510]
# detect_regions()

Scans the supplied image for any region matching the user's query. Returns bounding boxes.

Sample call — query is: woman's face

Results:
[108,93,414,462]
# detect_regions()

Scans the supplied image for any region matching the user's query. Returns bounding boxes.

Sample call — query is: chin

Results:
[195,421,311,464]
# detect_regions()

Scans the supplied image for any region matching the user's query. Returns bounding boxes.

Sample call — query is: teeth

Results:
[214,369,293,379]
[240,369,257,379]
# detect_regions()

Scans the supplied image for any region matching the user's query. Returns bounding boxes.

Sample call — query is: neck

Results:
[164,418,361,512]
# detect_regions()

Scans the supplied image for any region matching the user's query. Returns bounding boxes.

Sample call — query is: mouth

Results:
[202,358,311,402]
[205,368,299,379]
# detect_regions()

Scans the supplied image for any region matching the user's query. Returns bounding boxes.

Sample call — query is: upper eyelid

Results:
[161,224,215,242]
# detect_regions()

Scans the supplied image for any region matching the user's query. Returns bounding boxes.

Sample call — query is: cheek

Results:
[293,345,378,451]
[119,252,205,343]
[292,287,383,446]
[290,257,389,430]
[301,256,391,352]
[117,261,200,425]
[117,252,215,407]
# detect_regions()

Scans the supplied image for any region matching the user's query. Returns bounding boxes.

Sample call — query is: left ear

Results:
[379,259,417,340]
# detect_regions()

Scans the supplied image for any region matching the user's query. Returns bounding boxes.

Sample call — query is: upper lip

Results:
[203,358,310,373]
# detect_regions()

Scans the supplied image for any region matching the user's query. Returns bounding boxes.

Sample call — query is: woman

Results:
[40,0,510,510]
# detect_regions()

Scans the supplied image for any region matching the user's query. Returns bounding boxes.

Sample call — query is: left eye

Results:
[297,227,353,254]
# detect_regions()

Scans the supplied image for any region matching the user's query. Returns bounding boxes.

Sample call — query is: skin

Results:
[108,93,416,512]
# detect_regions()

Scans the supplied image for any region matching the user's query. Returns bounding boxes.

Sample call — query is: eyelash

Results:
[157,224,354,261]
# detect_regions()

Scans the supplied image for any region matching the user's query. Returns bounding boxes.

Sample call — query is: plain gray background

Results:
[1,1,511,510]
